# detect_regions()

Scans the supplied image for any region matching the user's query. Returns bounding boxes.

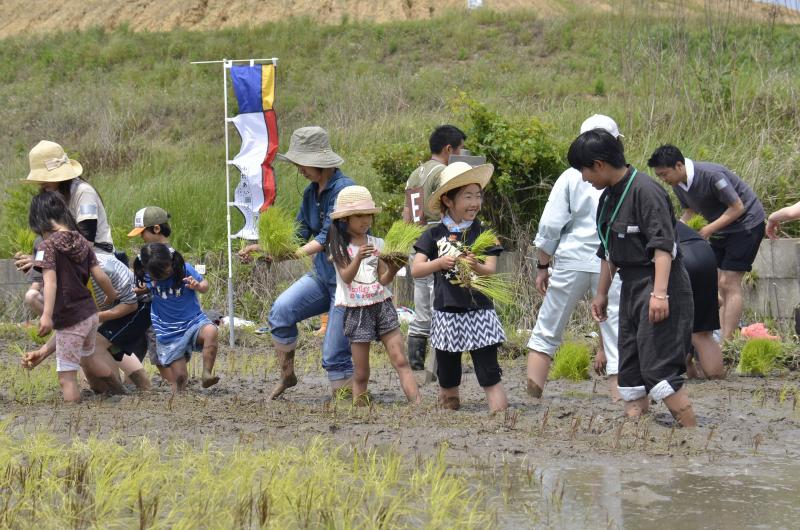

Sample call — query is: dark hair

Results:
[438,185,482,214]
[567,130,626,170]
[145,223,172,237]
[647,144,685,168]
[140,243,185,288]
[326,218,352,268]
[28,191,80,236]
[429,125,467,155]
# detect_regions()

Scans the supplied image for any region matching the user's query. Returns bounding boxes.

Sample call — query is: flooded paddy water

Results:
[0,327,798,528]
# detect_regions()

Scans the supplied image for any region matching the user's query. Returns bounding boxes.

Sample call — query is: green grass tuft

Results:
[737,338,783,376]
[550,341,591,381]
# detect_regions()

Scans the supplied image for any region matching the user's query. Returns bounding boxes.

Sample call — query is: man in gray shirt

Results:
[648,145,766,340]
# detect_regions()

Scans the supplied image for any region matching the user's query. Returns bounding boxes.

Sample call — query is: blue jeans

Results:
[268,273,352,381]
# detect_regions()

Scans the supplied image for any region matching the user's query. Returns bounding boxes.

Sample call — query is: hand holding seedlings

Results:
[22,347,49,369]
[356,244,376,260]
[437,254,457,271]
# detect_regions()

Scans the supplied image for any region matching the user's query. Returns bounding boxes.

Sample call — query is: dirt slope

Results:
[0,0,790,38]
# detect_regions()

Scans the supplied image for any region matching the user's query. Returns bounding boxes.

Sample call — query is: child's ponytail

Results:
[141,243,185,289]
[326,218,352,268]
[170,249,186,287]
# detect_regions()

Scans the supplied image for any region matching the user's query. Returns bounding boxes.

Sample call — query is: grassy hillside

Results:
[0,5,799,258]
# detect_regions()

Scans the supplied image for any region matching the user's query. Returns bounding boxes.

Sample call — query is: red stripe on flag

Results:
[260,109,279,211]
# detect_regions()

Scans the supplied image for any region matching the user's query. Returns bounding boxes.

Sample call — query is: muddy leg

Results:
[381,329,420,404]
[663,386,697,427]
[351,342,371,405]
[58,370,81,403]
[198,325,220,388]
[170,359,189,391]
[608,374,622,402]
[623,397,649,418]
[526,349,551,398]
[484,382,508,413]
[438,387,460,410]
[81,353,127,395]
[269,344,297,400]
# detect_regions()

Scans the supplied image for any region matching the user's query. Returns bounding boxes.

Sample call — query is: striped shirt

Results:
[90,250,139,310]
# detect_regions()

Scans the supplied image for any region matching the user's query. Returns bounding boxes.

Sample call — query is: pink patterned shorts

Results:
[55,314,99,372]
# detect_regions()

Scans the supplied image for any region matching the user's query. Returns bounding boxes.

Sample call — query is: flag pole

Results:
[222,58,236,347]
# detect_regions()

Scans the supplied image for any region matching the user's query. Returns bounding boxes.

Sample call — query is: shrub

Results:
[371,142,429,235]
[550,341,591,381]
[450,93,564,238]
[737,338,783,376]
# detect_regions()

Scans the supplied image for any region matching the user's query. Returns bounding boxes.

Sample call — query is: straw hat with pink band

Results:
[331,186,382,219]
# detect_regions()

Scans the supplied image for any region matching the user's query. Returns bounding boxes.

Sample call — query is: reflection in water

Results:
[491,456,800,529]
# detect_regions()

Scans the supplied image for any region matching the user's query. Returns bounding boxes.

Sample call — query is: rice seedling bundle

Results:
[737,338,784,376]
[380,221,425,268]
[437,235,515,306]
[550,341,591,381]
[686,214,708,231]
[256,206,307,263]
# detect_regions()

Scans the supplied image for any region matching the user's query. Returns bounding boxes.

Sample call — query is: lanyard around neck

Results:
[598,168,637,258]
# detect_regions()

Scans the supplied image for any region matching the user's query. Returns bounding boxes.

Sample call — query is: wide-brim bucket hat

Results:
[331,185,382,219]
[427,162,494,214]
[276,126,344,168]
[25,140,83,183]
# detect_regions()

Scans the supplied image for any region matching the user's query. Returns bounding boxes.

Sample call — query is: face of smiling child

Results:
[346,214,373,236]
[444,183,483,222]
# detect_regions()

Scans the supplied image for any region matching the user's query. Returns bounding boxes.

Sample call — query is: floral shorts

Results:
[55,314,99,372]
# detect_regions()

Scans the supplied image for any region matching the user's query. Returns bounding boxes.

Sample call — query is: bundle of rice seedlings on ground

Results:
[257,206,307,263]
[737,338,784,376]
[550,341,591,381]
[380,220,425,268]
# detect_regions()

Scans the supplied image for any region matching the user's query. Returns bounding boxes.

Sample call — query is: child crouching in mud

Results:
[139,243,219,391]
[411,162,508,413]
[328,186,420,406]
[568,130,697,427]
[22,192,124,402]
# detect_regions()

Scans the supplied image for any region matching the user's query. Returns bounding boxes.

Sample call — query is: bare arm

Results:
[468,254,497,276]
[298,239,325,257]
[90,264,118,304]
[590,260,617,323]
[649,249,672,323]
[183,277,210,293]
[767,201,800,239]
[699,199,745,238]
[98,302,136,323]
[377,256,401,285]
[39,269,57,336]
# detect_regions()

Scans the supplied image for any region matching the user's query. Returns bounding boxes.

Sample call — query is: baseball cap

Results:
[128,206,170,237]
[580,114,624,138]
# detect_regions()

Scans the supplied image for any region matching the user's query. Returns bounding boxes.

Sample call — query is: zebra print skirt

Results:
[430,309,506,353]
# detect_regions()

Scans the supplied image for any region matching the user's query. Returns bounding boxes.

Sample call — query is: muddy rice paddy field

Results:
[0,324,798,529]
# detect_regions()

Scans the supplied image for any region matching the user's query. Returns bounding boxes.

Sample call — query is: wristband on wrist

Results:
[650,292,669,300]
[536,261,550,270]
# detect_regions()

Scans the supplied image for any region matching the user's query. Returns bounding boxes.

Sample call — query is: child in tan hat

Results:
[328,185,420,405]
[411,162,508,413]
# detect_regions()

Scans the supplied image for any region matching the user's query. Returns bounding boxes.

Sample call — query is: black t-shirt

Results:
[413,219,503,312]
[595,167,679,268]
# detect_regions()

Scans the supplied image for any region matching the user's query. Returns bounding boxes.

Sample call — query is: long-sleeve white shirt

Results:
[533,168,603,273]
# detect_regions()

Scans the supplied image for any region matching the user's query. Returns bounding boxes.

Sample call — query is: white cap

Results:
[580,114,624,138]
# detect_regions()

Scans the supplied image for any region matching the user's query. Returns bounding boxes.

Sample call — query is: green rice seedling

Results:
[257,206,307,263]
[550,341,591,381]
[685,214,707,231]
[737,338,784,376]
[26,324,51,346]
[380,220,425,267]
[467,228,500,259]
[451,259,516,306]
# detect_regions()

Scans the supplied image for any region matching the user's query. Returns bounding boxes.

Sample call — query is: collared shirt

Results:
[596,167,678,268]
[297,169,355,285]
[672,159,765,234]
[677,158,694,192]
[534,168,603,272]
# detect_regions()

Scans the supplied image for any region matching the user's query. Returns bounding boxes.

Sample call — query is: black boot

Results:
[406,335,428,371]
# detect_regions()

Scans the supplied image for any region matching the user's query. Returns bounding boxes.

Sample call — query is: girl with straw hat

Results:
[328,185,420,406]
[410,162,508,413]
[239,126,356,398]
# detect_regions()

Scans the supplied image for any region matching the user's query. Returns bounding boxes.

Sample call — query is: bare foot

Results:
[269,373,297,399]
[202,370,220,388]
[526,378,543,398]
[353,392,371,407]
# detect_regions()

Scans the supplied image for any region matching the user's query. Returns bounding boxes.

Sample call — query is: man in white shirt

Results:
[526,115,623,399]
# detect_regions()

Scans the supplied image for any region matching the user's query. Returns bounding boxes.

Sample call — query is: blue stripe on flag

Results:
[231,65,263,113]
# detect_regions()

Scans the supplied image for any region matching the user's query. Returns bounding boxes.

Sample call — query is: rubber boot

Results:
[406,335,427,371]
[269,350,297,399]
[314,313,329,337]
